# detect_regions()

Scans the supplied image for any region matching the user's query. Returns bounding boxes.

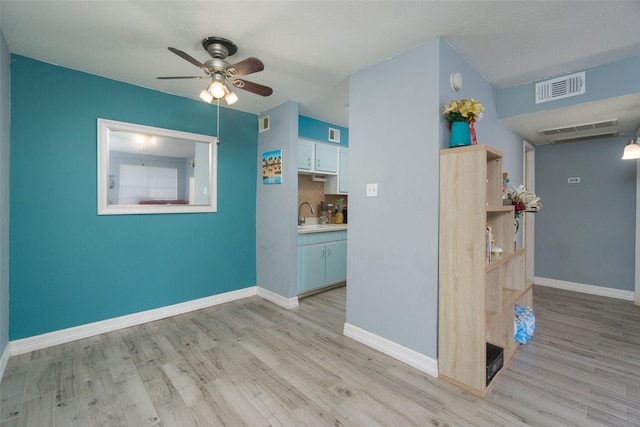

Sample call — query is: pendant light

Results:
[622,139,640,160]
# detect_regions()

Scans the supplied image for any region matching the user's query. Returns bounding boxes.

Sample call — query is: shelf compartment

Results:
[485,287,526,331]
[486,249,525,272]
[504,251,526,292]
[486,309,516,352]
[486,205,514,213]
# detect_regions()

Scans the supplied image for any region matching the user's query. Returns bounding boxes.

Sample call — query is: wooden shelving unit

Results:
[438,144,532,397]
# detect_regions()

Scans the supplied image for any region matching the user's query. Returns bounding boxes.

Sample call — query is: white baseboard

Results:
[257,286,299,309]
[535,277,635,301]
[10,286,258,356]
[0,343,10,381]
[8,285,301,357]
[343,323,438,378]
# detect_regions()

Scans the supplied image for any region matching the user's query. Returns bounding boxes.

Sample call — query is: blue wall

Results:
[348,39,440,358]
[497,55,640,118]
[10,56,258,340]
[347,38,527,361]
[256,102,299,298]
[497,54,640,292]
[299,115,349,146]
[440,41,523,183]
[535,136,636,290]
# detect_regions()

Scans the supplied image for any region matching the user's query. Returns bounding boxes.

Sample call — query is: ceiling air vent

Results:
[537,119,618,137]
[538,119,618,136]
[551,131,619,144]
[535,71,586,104]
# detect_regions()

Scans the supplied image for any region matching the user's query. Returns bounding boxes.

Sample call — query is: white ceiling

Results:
[2,1,640,144]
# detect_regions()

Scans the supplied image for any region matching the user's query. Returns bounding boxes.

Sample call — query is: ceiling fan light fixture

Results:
[208,81,226,99]
[158,38,273,106]
[224,85,239,105]
[622,139,640,160]
[199,89,214,103]
[207,74,226,99]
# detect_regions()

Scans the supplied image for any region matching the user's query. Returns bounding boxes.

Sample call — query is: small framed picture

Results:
[262,149,282,184]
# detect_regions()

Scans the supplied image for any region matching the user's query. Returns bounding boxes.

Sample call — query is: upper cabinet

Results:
[298,138,339,174]
[314,143,338,173]
[298,138,348,195]
[298,139,314,171]
[324,148,348,195]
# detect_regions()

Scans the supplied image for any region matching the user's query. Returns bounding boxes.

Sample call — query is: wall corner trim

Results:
[0,344,10,383]
[535,277,634,301]
[9,286,258,356]
[343,322,438,377]
[257,286,299,309]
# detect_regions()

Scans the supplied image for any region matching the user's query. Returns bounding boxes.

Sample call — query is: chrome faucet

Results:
[298,201,315,226]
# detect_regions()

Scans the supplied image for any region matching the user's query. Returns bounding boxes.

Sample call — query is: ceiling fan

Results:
[157,36,273,105]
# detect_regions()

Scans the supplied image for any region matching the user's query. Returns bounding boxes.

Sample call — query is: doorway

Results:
[524,141,535,284]
[635,159,640,305]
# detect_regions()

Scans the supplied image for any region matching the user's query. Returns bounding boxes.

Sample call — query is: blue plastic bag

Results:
[514,304,536,344]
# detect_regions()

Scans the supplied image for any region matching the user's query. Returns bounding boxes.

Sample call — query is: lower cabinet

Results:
[297,231,347,294]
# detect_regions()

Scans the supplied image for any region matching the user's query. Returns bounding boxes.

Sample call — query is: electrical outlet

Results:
[366,183,378,197]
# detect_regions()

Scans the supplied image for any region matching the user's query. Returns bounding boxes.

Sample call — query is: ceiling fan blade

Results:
[232,79,273,97]
[156,76,207,80]
[167,47,210,72]
[226,57,264,78]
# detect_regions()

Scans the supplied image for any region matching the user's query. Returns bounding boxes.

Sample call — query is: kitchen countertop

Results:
[297,224,348,234]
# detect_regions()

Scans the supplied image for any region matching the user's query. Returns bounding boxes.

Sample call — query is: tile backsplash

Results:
[298,174,347,220]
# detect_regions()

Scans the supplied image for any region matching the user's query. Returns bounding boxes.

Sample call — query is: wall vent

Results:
[259,115,270,133]
[535,71,586,104]
[328,127,341,143]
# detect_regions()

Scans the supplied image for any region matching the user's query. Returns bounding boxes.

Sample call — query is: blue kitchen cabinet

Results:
[338,148,348,193]
[298,138,340,175]
[324,241,347,285]
[297,244,328,293]
[298,139,313,171]
[297,231,347,294]
[324,148,348,195]
[314,143,338,173]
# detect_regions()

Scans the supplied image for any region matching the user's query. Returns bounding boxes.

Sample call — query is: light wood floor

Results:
[1,285,640,426]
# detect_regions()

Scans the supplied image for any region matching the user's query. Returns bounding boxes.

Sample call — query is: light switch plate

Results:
[366,183,378,197]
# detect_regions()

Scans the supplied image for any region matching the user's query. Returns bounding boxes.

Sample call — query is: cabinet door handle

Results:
[321,248,325,258]
[307,158,311,167]
[327,247,332,256]
[317,159,320,168]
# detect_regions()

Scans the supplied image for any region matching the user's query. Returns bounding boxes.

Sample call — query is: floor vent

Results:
[535,71,586,104]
